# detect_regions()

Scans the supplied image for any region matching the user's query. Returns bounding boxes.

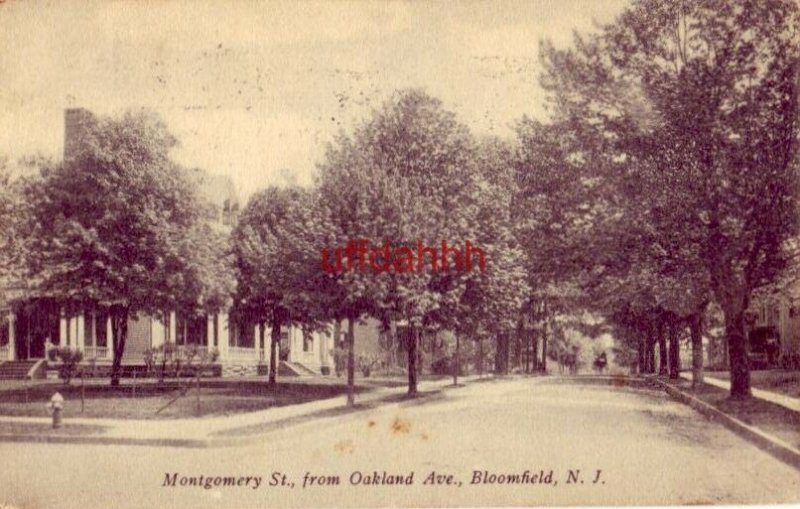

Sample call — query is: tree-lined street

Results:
[1,0,798,402]
[0,1,799,506]
[1,377,797,509]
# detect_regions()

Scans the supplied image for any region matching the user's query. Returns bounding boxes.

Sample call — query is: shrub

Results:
[51,346,84,384]
[357,354,379,377]
[431,355,466,376]
[145,342,219,379]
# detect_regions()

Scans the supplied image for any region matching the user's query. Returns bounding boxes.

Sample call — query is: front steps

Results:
[0,360,40,380]
[279,361,316,377]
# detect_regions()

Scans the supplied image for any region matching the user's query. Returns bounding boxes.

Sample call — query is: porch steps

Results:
[0,360,40,380]
[279,361,316,377]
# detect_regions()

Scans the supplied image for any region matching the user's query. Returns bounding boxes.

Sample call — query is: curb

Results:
[0,432,210,448]
[646,376,800,471]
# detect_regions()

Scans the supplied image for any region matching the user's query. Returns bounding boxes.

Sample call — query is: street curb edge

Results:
[647,376,800,471]
[0,432,210,448]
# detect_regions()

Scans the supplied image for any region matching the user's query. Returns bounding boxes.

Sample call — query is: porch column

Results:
[253,324,258,361]
[218,313,230,360]
[90,311,97,348]
[288,327,296,363]
[60,312,68,346]
[106,316,113,347]
[319,331,330,371]
[207,315,215,349]
[150,317,165,348]
[169,311,177,344]
[75,314,85,350]
[8,312,15,361]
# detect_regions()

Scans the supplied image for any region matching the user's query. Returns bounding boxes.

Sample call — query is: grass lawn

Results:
[670,377,800,450]
[215,387,447,438]
[706,370,800,398]
[0,379,369,420]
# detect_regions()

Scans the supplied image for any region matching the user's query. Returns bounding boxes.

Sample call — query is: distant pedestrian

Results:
[594,351,607,374]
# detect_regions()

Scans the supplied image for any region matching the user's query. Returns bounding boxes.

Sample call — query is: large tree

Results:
[540,0,800,397]
[317,89,479,396]
[21,110,232,386]
[450,137,529,377]
[0,156,27,306]
[232,186,328,386]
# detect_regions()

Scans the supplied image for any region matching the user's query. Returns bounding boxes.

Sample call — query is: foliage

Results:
[539,0,800,397]
[50,346,84,385]
[144,342,219,379]
[356,353,379,377]
[19,109,234,386]
[317,89,483,394]
[232,186,329,384]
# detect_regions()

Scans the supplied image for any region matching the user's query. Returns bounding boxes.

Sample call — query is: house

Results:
[745,279,800,367]
[0,108,344,378]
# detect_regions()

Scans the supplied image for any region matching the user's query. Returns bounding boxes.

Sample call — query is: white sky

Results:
[0,0,629,201]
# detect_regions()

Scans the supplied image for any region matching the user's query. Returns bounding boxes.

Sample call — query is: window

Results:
[303,330,312,352]
[176,313,208,345]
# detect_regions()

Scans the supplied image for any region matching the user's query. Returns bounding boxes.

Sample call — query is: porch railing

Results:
[175,344,209,354]
[226,346,265,363]
[84,346,109,360]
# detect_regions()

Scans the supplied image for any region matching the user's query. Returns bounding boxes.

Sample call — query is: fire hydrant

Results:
[47,392,64,429]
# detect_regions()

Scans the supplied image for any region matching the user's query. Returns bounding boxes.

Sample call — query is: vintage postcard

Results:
[1,0,799,508]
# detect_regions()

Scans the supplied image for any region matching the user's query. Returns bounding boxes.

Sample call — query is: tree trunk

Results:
[690,313,704,389]
[541,322,548,374]
[531,330,538,373]
[657,320,668,375]
[346,315,355,406]
[453,332,460,386]
[495,331,509,375]
[494,332,502,374]
[723,304,751,398]
[646,333,655,373]
[269,319,280,386]
[477,336,484,377]
[110,305,128,387]
[668,319,681,380]
[637,334,646,374]
[407,325,418,395]
[722,334,729,368]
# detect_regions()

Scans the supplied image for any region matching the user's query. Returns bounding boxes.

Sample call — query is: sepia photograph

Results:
[0,0,799,507]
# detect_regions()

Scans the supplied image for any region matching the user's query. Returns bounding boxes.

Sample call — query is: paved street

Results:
[1,377,798,509]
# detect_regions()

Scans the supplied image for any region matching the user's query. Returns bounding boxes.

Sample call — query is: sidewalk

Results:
[680,373,800,412]
[0,374,491,447]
